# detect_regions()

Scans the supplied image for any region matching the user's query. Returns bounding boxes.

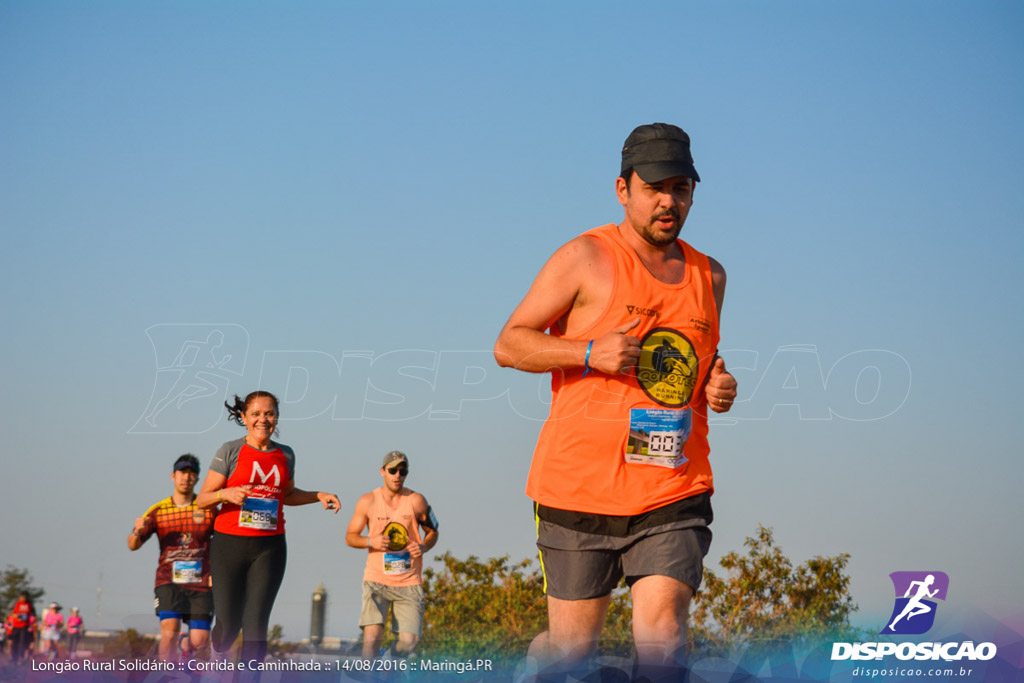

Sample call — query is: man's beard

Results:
[640,210,681,246]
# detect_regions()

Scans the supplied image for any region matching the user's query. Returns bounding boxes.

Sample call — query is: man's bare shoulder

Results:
[407,491,430,512]
[549,232,613,273]
[707,255,726,285]
[353,490,376,512]
[707,255,727,315]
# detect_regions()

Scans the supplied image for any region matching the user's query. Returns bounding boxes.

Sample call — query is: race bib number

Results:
[238,497,279,530]
[383,550,413,575]
[624,408,691,468]
[172,560,202,584]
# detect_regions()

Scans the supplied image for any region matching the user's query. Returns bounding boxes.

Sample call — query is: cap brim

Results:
[634,162,700,184]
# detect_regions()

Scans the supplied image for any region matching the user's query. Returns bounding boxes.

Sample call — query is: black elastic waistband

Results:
[536,491,713,537]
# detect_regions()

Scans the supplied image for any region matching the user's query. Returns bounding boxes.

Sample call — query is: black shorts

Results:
[535,492,713,600]
[154,584,213,628]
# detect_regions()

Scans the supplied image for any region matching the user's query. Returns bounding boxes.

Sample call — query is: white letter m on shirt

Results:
[250,462,281,487]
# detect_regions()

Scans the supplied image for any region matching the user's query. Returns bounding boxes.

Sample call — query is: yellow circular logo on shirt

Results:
[383,522,409,550]
[636,327,699,408]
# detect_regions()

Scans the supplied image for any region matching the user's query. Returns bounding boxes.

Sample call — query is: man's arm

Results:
[411,494,438,556]
[704,255,738,413]
[494,235,640,375]
[345,493,387,551]
[127,514,151,551]
[709,256,727,318]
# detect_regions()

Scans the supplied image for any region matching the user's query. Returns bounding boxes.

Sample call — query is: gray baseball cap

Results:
[381,451,408,468]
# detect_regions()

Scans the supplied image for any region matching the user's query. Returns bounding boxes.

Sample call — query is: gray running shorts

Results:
[535,498,712,601]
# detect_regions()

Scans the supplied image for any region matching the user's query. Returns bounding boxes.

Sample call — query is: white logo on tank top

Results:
[250,462,281,486]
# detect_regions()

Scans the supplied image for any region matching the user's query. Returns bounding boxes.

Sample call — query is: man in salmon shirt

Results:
[345,451,439,660]
[495,123,738,681]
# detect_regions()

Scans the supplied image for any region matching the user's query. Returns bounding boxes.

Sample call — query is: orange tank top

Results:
[363,488,423,586]
[525,224,721,516]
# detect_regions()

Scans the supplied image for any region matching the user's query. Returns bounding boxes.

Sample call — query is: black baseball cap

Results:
[621,123,701,183]
[173,454,200,473]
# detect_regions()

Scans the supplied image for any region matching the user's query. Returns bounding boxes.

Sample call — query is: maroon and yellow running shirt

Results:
[138,497,216,589]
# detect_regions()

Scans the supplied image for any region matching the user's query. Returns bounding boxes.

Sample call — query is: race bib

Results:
[172,560,202,584]
[624,408,691,468]
[383,550,413,575]
[238,497,279,530]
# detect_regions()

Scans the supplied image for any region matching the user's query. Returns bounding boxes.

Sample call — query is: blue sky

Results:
[1,1,1022,644]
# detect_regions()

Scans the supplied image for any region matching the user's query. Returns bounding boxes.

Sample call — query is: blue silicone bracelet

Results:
[582,340,594,378]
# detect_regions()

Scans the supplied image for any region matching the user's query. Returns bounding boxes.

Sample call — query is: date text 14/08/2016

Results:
[32,658,495,675]
[340,658,494,674]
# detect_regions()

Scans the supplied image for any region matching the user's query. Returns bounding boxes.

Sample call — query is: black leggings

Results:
[9,626,31,661]
[210,532,287,662]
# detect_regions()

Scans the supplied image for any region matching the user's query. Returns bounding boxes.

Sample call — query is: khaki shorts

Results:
[359,582,425,635]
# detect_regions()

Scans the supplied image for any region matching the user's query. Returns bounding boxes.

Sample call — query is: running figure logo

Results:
[881,571,950,635]
[384,522,409,551]
[636,328,699,408]
[130,324,249,434]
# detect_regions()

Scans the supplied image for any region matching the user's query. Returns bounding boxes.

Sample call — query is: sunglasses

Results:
[387,466,408,476]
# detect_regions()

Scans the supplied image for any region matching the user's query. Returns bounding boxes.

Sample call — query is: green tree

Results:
[691,524,861,657]
[420,552,547,663]
[0,565,45,616]
[103,628,155,658]
[416,526,859,666]
[267,624,300,657]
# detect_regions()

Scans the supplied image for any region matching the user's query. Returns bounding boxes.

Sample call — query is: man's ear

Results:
[615,175,630,207]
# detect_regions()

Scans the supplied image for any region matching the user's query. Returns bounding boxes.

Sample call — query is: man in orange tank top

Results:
[495,123,738,680]
[345,451,439,660]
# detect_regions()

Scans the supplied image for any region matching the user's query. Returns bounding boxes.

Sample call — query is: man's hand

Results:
[133,517,150,536]
[368,533,390,553]
[589,318,642,375]
[406,540,423,559]
[705,356,738,413]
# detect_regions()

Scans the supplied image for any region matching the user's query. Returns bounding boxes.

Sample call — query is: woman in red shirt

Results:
[197,390,339,664]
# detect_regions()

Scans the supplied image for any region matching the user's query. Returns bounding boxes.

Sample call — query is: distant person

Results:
[66,608,84,659]
[26,614,37,660]
[196,390,340,664]
[39,603,63,661]
[6,592,35,663]
[128,454,216,660]
[494,123,737,680]
[346,451,439,659]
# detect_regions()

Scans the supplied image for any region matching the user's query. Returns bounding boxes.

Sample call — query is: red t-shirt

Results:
[212,439,295,536]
